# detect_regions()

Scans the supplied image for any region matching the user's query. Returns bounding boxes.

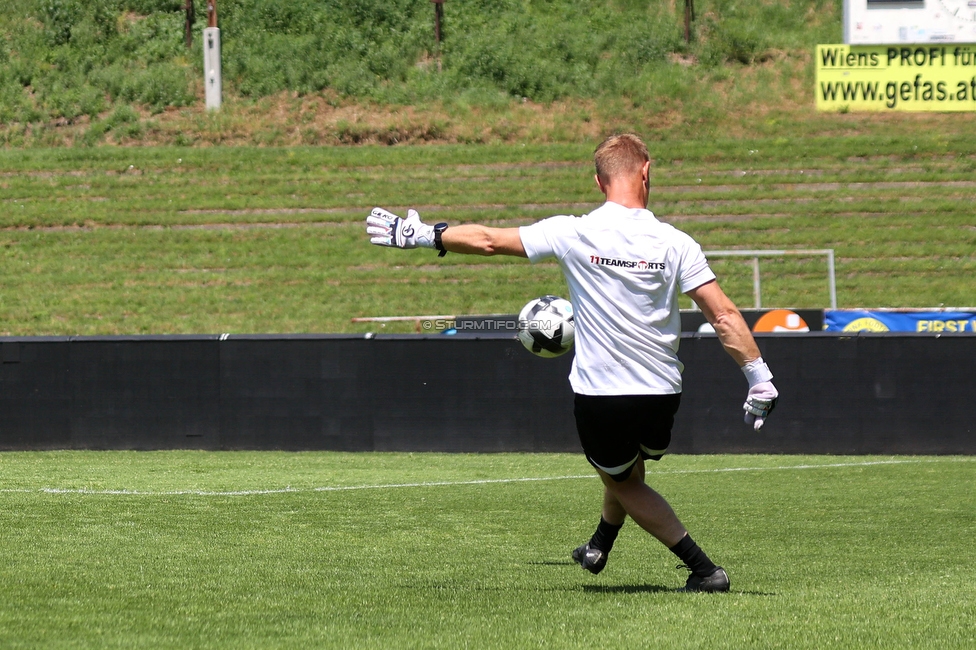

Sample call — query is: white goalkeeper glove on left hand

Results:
[367,207,436,250]
[741,357,778,432]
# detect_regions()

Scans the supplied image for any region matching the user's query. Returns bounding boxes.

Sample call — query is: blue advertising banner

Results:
[825,309,976,333]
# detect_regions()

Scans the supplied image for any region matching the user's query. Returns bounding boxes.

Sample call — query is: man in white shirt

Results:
[366,133,779,592]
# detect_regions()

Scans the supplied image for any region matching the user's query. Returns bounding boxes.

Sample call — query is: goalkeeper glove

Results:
[741,357,778,432]
[367,207,437,250]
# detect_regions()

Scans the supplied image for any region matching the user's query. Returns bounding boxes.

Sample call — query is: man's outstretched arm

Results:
[366,208,526,257]
[441,224,527,257]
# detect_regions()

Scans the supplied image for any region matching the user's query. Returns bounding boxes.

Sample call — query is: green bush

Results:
[40,0,118,46]
[443,12,597,101]
[219,0,431,97]
[0,0,195,124]
[620,18,686,67]
[699,16,771,65]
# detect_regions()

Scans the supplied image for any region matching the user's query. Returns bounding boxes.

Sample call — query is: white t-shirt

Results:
[519,201,715,395]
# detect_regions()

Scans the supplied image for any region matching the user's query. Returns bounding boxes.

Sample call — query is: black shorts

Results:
[573,393,681,482]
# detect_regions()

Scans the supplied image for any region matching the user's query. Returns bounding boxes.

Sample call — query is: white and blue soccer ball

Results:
[517,295,575,358]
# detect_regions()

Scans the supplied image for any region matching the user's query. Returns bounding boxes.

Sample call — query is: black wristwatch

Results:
[433,223,448,257]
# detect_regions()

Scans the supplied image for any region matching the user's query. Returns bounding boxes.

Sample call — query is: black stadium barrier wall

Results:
[0,333,973,453]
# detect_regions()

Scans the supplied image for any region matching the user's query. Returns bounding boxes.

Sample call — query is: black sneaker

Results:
[678,566,730,593]
[572,543,607,575]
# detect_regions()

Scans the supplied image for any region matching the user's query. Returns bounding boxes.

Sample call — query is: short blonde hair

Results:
[594,134,649,185]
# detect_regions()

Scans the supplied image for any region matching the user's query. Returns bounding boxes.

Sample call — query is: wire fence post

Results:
[684,0,695,43]
[431,0,444,71]
[185,0,195,48]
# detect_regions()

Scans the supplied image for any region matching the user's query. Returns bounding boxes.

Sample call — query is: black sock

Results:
[669,534,718,577]
[589,517,623,553]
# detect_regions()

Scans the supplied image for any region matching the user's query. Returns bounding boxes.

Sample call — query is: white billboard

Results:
[845,0,976,44]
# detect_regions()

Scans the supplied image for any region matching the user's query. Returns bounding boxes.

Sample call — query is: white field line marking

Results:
[0,457,972,497]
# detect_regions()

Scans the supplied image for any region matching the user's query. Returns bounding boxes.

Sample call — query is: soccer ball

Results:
[517,295,575,358]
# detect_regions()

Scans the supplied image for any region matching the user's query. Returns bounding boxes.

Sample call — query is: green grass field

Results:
[2,135,975,335]
[0,451,973,648]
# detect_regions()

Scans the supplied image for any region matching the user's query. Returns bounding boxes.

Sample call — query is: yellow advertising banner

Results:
[816,44,976,112]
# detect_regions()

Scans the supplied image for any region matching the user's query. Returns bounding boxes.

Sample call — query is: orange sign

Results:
[752,309,810,333]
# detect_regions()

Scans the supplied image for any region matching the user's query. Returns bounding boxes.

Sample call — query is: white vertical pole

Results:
[752,257,761,308]
[827,249,837,309]
[203,27,222,111]
[842,0,850,43]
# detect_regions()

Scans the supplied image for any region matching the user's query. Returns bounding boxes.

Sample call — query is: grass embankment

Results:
[1,136,974,335]
[3,0,939,146]
[0,451,974,648]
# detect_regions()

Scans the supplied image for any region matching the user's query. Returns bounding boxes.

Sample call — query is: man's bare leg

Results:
[576,458,729,590]
[596,458,686,547]
[600,482,627,526]
[575,458,682,573]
